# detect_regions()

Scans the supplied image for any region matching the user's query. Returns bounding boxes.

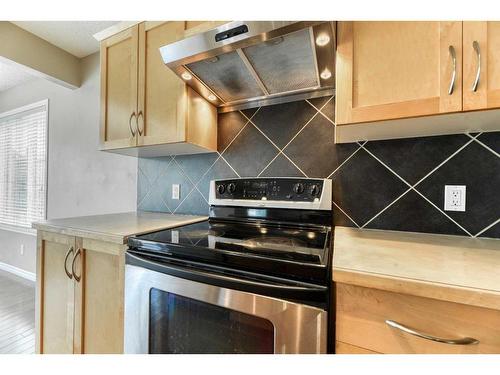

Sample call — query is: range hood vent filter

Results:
[242,28,318,94]
[186,51,265,103]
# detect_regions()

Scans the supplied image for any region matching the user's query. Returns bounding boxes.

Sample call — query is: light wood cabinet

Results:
[36,232,77,354]
[336,283,500,354]
[100,21,217,157]
[463,21,500,111]
[336,341,379,354]
[335,21,500,143]
[336,21,463,125]
[80,239,125,353]
[36,231,126,354]
[100,26,139,150]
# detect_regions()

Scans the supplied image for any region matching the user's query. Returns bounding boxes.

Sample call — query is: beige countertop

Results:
[33,211,207,244]
[333,226,500,310]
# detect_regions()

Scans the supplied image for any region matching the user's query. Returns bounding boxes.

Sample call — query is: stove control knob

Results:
[217,184,226,195]
[310,184,320,197]
[228,182,237,194]
[293,183,304,195]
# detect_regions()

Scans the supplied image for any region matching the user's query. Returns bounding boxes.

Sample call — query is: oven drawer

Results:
[336,283,500,354]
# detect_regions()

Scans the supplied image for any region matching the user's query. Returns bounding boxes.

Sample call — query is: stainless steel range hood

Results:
[160,21,336,113]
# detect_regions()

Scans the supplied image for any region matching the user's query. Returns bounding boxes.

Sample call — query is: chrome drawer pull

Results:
[72,248,82,283]
[129,112,137,137]
[385,320,479,345]
[136,111,144,136]
[472,40,481,92]
[448,45,457,95]
[63,246,74,279]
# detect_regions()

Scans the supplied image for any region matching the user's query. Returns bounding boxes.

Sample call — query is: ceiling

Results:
[0,60,36,92]
[11,21,120,58]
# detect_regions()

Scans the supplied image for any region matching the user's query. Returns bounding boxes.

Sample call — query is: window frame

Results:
[0,99,49,236]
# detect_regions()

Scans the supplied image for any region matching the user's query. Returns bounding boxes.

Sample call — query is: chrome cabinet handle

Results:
[71,248,82,283]
[385,320,479,345]
[129,112,137,137]
[472,40,481,92]
[63,246,74,279]
[136,111,143,136]
[448,45,457,95]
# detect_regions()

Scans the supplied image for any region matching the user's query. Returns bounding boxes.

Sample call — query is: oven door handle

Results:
[126,252,327,294]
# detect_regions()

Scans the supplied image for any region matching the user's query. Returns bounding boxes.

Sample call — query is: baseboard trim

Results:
[0,261,36,282]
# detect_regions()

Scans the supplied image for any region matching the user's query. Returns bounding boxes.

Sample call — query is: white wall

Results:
[0,53,138,273]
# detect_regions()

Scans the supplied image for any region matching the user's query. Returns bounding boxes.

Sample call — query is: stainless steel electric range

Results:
[124,177,333,354]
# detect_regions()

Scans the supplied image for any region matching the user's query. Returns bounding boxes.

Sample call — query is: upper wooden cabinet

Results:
[463,22,500,111]
[336,21,463,125]
[100,22,217,157]
[100,26,139,150]
[335,21,500,143]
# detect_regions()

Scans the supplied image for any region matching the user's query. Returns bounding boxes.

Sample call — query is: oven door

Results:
[124,252,328,354]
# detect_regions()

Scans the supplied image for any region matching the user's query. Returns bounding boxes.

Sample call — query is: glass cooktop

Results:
[131,220,329,265]
[128,219,332,284]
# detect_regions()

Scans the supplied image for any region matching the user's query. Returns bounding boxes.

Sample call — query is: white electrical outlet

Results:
[444,185,466,212]
[171,230,179,244]
[172,184,180,200]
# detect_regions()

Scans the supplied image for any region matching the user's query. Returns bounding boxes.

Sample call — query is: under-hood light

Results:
[320,69,332,80]
[208,94,217,101]
[181,72,192,80]
[315,33,330,47]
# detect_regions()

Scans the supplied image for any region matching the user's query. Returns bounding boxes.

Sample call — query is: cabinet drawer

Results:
[336,341,379,354]
[336,283,500,354]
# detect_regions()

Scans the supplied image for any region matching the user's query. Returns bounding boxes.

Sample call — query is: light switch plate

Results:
[444,185,466,212]
[172,184,180,200]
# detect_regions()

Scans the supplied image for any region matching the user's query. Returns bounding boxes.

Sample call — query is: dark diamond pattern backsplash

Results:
[138,96,500,239]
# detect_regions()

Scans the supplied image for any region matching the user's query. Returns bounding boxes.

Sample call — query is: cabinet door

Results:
[183,21,228,38]
[336,22,463,125]
[463,22,500,110]
[80,242,125,353]
[137,21,186,146]
[100,25,139,149]
[36,232,76,354]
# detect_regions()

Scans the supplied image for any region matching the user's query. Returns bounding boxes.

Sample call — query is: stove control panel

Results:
[214,178,324,202]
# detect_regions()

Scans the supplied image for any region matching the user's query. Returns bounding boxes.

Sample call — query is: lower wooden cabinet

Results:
[36,232,77,353]
[36,231,126,354]
[336,341,379,354]
[336,283,500,354]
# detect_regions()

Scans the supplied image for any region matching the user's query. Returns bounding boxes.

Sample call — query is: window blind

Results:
[0,101,47,229]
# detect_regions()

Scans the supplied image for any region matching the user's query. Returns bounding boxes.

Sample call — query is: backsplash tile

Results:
[217,111,248,152]
[477,132,500,154]
[285,114,348,177]
[251,101,317,148]
[367,190,468,236]
[137,97,500,239]
[260,154,303,177]
[415,140,500,236]
[331,148,409,226]
[364,134,470,184]
[222,123,278,177]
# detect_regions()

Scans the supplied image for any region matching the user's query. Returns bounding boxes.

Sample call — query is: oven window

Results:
[149,288,275,354]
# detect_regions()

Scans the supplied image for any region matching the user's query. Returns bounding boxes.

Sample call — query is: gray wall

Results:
[0,53,137,273]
